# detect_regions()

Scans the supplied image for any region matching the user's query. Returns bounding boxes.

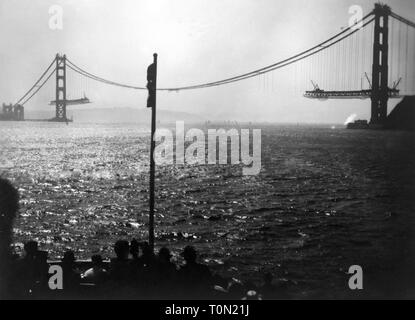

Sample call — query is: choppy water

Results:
[1,121,415,298]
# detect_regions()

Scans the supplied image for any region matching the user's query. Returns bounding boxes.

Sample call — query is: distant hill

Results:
[25,107,206,124]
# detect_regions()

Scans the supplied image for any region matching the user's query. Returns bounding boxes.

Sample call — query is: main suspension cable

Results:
[65,12,374,92]
[176,17,375,90]
[157,12,374,91]
[391,12,415,29]
[14,57,56,105]
[20,67,57,106]
[66,59,146,90]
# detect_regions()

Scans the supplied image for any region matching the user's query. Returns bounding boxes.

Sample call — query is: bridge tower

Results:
[370,4,391,125]
[55,53,67,122]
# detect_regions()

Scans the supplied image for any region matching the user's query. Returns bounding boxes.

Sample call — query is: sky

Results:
[0,0,414,123]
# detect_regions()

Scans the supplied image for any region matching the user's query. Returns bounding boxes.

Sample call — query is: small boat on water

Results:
[346,119,369,129]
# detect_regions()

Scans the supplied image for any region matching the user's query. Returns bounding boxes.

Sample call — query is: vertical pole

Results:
[148,53,157,252]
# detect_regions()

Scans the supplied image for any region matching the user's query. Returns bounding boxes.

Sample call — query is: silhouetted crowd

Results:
[0,178,283,299]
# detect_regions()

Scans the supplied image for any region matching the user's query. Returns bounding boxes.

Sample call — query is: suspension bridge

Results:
[4,3,415,126]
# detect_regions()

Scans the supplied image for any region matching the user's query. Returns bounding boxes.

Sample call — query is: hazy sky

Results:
[0,0,414,123]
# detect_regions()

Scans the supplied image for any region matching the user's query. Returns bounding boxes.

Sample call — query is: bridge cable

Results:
[207,17,376,89]
[66,59,147,90]
[154,13,375,91]
[20,66,57,106]
[390,12,415,29]
[65,12,374,92]
[14,57,56,105]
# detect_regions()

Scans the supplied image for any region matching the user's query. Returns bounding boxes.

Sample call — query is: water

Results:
[1,121,415,298]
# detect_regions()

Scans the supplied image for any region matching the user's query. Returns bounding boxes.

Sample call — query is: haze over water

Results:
[1,121,415,298]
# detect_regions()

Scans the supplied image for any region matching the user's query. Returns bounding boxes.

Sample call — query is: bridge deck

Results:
[304,89,401,99]
[49,97,91,105]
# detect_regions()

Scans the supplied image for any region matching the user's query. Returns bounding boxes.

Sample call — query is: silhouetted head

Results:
[141,241,153,257]
[0,178,19,234]
[62,250,76,265]
[24,241,38,257]
[158,247,172,263]
[114,240,130,260]
[130,238,139,257]
[181,246,197,264]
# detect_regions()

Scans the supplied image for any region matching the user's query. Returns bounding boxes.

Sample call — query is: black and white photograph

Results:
[1,0,415,304]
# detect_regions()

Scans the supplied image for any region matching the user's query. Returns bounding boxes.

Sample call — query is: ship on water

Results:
[346,119,369,129]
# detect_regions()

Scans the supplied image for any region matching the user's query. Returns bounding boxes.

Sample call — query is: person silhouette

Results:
[130,238,140,260]
[23,241,39,260]
[128,238,147,292]
[140,241,156,267]
[35,249,49,296]
[178,246,212,297]
[61,250,81,294]
[17,241,48,297]
[109,240,132,285]
[136,241,158,293]
[157,247,176,273]
[155,247,177,296]
[0,178,19,299]
[108,240,137,297]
